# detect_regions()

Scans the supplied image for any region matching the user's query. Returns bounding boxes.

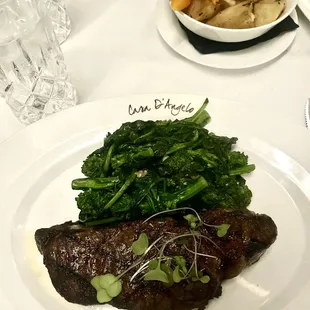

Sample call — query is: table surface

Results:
[1,0,310,142]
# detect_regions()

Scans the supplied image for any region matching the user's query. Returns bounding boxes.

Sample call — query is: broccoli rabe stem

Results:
[185,98,210,127]
[166,130,199,155]
[74,98,256,225]
[103,144,115,175]
[112,148,155,169]
[164,176,208,209]
[188,149,218,167]
[229,164,255,176]
[84,216,124,227]
[103,173,137,210]
[72,177,119,190]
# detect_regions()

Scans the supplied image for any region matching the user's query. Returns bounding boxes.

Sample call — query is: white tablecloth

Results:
[1,0,310,142]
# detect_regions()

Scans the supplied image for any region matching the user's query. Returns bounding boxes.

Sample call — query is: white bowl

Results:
[173,0,298,42]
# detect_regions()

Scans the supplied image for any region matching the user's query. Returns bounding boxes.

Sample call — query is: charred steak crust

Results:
[35,209,277,310]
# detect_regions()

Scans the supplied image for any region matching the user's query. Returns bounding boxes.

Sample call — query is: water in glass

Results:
[0,0,77,125]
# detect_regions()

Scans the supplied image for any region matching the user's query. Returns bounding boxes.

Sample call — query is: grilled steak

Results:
[35,209,277,310]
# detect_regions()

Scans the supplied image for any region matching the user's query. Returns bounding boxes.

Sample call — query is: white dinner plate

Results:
[0,94,310,310]
[299,0,310,21]
[156,0,299,69]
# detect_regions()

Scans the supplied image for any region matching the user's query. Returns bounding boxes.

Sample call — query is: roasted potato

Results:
[206,0,256,29]
[220,0,237,8]
[184,0,222,21]
[254,0,286,27]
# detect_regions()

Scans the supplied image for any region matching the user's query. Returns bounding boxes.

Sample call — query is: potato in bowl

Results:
[171,0,298,42]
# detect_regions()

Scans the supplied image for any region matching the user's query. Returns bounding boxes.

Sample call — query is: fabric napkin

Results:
[179,16,299,54]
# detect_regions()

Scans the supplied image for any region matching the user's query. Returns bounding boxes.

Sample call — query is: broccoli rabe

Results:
[72,98,255,225]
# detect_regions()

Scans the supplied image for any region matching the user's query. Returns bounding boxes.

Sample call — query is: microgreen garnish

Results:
[99,274,117,289]
[173,256,187,273]
[130,260,153,282]
[184,214,201,229]
[144,266,169,283]
[184,245,218,260]
[183,212,230,237]
[148,259,159,270]
[144,207,230,237]
[132,233,149,255]
[216,224,231,237]
[91,274,122,304]
[172,265,184,283]
[200,275,210,284]
[107,280,122,297]
[143,207,202,223]
[161,264,174,287]
[97,289,112,303]
[189,267,203,281]
[90,276,101,291]
[99,274,122,297]
[92,208,229,303]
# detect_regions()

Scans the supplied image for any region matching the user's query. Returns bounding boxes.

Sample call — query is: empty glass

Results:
[46,0,71,44]
[0,0,77,125]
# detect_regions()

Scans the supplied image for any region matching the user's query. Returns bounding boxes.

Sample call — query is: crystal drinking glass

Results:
[0,0,77,125]
[46,0,71,44]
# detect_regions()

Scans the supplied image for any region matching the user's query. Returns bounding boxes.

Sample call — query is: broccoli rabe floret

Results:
[72,98,255,226]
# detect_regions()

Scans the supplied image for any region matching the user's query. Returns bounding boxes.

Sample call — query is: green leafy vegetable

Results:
[160,264,174,287]
[200,275,210,284]
[97,289,112,303]
[172,265,184,283]
[90,276,102,291]
[72,177,119,190]
[144,267,169,283]
[73,98,255,225]
[82,151,106,178]
[132,233,149,256]
[148,259,159,270]
[91,274,122,304]
[99,274,118,290]
[173,256,187,274]
[189,266,203,279]
[216,224,231,237]
[107,280,122,297]
[184,214,200,229]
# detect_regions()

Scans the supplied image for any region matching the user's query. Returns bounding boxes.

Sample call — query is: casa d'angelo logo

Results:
[128,98,195,117]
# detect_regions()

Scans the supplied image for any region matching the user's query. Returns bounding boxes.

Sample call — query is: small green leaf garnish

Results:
[189,266,203,280]
[184,214,198,222]
[216,224,231,237]
[91,276,102,291]
[148,259,159,270]
[106,279,122,297]
[144,268,169,283]
[132,233,149,255]
[161,263,174,287]
[200,275,210,284]
[92,274,122,303]
[172,265,183,283]
[184,214,200,229]
[97,289,112,303]
[173,256,187,274]
[99,274,118,290]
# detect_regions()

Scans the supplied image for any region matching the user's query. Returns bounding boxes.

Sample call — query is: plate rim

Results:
[298,0,310,21]
[155,0,299,69]
[0,93,310,310]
